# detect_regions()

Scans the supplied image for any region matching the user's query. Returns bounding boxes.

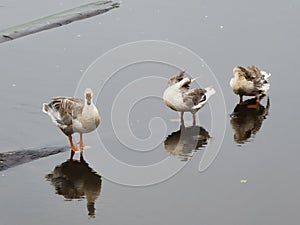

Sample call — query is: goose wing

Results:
[246,65,270,91]
[182,88,206,108]
[49,97,84,126]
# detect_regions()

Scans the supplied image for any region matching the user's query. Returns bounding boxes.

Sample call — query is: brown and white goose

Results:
[42,88,100,153]
[230,65,271,107]
[163,71,216,126]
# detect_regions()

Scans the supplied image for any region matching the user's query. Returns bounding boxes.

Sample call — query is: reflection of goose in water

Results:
[46,154,102,218]
[164,126,210,161]
[230,97,270,144]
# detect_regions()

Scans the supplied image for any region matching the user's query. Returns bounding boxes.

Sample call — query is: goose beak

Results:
[85,91,92,105]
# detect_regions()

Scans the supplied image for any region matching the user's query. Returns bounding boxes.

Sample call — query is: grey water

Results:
[1,0,300,224]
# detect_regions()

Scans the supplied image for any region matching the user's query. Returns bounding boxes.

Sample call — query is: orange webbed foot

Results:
[247,104,258,109]
[68,135,79,152]
[247,98,260,109]
[71,145,79,152]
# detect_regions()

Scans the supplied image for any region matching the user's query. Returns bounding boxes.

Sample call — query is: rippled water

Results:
[1,0,300,224]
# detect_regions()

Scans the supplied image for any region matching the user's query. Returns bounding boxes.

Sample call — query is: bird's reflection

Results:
[46,154,102,218]
[164,125,210,161]
[230,96,270,144]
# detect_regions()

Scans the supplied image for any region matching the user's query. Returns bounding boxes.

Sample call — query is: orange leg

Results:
[239,95,243,104]
[79,133,85,151]
[68,135,78,152]
[256,97,260,105]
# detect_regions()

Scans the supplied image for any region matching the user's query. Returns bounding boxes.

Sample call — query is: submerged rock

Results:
[0,146,69,171]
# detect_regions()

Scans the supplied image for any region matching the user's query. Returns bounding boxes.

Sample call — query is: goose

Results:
[230,65,271,107]
[163,71,216,126]
[42,88,100,153]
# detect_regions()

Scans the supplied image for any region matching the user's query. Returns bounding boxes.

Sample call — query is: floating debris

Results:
[240,179,248,183]
[220,25,224,29]
[0,1,120,43]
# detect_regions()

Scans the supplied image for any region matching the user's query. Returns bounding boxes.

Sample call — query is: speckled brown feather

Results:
[47,97,84,135]
[167,71,187,87]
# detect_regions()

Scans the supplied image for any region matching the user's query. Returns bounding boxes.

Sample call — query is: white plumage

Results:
[163,71,216,126]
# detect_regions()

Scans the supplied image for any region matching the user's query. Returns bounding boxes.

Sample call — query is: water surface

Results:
[1,0,300,224]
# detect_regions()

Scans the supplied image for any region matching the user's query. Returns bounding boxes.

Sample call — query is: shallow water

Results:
[1,0,300,224]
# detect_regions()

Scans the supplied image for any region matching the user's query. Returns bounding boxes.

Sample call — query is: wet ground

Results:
[1,0,300,224]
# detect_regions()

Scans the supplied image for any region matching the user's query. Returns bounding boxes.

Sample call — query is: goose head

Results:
[85,88,93,105]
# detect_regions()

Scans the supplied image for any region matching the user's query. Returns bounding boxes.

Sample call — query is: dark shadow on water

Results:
[46,154,102,218]
[230,96,270,145]
[164,125,210,161]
